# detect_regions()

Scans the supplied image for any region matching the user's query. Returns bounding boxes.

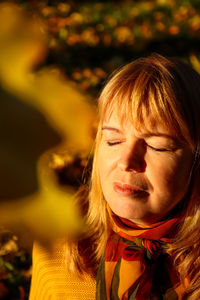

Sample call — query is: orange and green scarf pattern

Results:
[96,209,186,300]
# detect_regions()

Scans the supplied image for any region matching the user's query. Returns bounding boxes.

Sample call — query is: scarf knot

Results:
[96,208,186,300]
[142,238,163,258]
[121,238,163,274]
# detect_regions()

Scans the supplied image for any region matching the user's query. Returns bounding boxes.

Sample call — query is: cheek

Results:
[148,152,192,198]
[98,144,118,177]
[98,145,111,188]
[98,144,120,201]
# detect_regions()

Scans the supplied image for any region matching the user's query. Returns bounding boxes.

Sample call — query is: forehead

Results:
[102,106,172,136]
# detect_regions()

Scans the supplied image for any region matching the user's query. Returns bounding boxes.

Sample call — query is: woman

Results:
[29,54,200,299]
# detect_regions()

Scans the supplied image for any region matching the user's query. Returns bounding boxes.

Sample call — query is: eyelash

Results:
[106,141,171,152]
[107,141,121,146]
[147,145,170,152]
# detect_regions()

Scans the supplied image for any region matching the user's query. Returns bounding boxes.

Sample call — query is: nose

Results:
[118,141,146,173]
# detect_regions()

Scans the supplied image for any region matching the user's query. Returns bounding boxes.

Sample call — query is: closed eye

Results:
[147,145,174,152]
[107,141,122,146]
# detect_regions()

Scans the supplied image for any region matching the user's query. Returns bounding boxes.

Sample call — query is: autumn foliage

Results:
[1,0,200,298]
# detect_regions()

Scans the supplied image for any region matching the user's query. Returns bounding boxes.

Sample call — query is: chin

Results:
[110,202,146,221]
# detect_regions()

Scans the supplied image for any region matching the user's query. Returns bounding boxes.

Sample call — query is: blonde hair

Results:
[66,53,200,298]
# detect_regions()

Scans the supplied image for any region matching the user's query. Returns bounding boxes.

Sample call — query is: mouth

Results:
[113,182,149,198]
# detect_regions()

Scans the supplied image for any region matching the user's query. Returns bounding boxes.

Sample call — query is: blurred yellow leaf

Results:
[189,54,200,75]
[0,3,96,247]
[114,26,133,43]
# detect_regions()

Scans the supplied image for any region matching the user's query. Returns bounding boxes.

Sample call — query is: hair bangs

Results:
[99,65,192,147]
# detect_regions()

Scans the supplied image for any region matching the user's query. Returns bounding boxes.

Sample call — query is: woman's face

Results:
[98,108,193,225]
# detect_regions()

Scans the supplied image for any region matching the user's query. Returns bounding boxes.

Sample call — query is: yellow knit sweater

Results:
[29,240,96,300]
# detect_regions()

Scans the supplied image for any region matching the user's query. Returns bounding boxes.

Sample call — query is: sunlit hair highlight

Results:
[67,54,200,299]
[99,54,200,148]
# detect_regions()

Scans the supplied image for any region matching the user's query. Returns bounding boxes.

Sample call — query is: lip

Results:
[113,182,149,198]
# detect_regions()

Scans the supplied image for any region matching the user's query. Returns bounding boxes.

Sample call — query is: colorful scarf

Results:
[96,208,186,300]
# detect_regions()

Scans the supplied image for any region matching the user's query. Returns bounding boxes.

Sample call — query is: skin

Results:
[98,108,194,225]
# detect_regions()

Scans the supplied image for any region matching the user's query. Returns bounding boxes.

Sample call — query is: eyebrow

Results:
[101,126,176,140]
[102,126,122,133]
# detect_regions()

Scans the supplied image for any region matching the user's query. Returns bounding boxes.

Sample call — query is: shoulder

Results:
[29,239,96,300]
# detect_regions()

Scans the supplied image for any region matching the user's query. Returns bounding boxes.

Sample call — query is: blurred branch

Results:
[0,2,96,247]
